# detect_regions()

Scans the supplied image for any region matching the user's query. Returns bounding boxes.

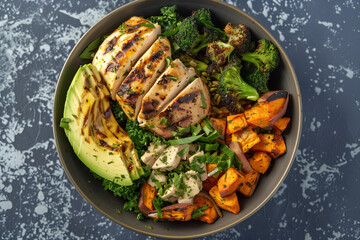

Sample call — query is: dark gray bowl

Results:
[53,0,302,238]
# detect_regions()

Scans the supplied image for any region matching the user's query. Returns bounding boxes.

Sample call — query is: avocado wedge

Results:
[62,64,144,185]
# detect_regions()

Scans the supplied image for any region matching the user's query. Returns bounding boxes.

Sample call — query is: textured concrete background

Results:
[1,0,359,239]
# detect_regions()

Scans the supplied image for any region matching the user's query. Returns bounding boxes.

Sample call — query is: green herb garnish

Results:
[192,205,211,219]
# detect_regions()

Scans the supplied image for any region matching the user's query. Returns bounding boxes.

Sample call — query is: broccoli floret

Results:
[240,39,280,74]
[218,64,259,113]
[148,5,182,37]
[178,53,208,72]
[224,23,251,54]
[173,16,211,55]
[206,41,234,67]
[192,8,227,41]
[242,62,270,93]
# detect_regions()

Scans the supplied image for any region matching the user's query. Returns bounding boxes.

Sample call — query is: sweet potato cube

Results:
[252,134,286,158]
[193,194,220,223]
[227,113,248,134]
[232,127,261,153]
[237,170,260,197]
[210,118,226,138]
[203,163,223,191]
[249,152,272,174]
[273,117,291,134]
[244,91,289,130]
[209,185,240,214]
[218,167,245,197]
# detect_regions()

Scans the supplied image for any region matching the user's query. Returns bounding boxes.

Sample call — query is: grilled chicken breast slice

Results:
[137,59,196,126]
[149,77,211,138]
[92,16,161,100]
[116,37,171,120]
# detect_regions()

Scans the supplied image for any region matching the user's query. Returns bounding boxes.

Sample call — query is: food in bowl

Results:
[60,6,291,224]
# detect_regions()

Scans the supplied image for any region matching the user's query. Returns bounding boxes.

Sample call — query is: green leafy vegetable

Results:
[191,205,211,219]
[153,197,163,218]
[168,134,204,145]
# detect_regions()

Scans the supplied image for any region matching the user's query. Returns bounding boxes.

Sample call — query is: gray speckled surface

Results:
[1,0,360,239]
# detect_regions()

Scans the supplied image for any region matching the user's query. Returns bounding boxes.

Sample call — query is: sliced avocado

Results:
[81,65,141,181]
[62,64,143,185]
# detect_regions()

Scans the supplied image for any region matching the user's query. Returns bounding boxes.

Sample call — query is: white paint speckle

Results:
[34,204,48,215]
[0,200,13,212]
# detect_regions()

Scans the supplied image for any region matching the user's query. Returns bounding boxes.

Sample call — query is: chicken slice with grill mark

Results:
[116,37,171,121]
[137,59,196,127]
[149,78,211,138]
[92,16,161,100]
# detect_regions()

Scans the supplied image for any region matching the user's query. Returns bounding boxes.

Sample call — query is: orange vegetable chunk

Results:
[273,117,291,134]
[249,152,272,174]
[217,167,245,197]
[252,134,286,158]
[237,170,260,197]
[231,127,261,153]
[227,113,248,134]
[193,194,220,223]
[209,185,240,214]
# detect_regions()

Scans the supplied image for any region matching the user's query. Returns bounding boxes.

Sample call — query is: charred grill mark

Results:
[114,51,124,61]
[82,110,89,134]
[104,37,118,55]
[122,35,140,52]
[103,106,111,120]
[127,24,141,31]
[105,63,114,74]
[157,75,169,85]
[99,139,109,148]
[151,99,159,108]
[168,92,199,112]
[150,50,164,62]
[141,101,156,116]
[178,92,198,104]
[179,115,191,123]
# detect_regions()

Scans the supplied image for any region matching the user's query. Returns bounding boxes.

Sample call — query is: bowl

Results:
[53,0,302,238]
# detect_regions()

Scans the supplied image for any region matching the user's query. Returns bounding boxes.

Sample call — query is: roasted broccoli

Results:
[240,39,280,74]
[224,23,251,54]
[242,62,270,93]
[192,8,227,41]
[206,41,234,67]
[178,53,208,72]
[148,5,182,37]
[173,16,210,55]
[218,64,259,113]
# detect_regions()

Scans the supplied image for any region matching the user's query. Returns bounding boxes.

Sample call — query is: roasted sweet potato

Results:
[194,192,222,223]
[209,185,240,214]
[217,167,245,197]
[252,134,286,158]
[237,170,260,197]
[244,90,289,130]
[210,118,227,139]
[231,127,261,153]
[273,117,291,135]
[138,182,157,215]
[228,141,253,173]
[249,152,272,174]
[227,113,248,134]
[148,203,198,221]
[203,163,223,191]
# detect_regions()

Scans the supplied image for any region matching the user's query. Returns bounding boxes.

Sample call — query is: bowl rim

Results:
[52,0,302,238]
